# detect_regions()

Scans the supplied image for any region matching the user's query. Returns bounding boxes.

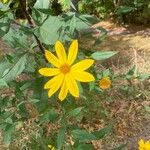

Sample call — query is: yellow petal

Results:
[67,40,78,65]
[47,75,64,97]
[71,59,94,71]
[66,74,79,97]
[44,74,63,89]
[71,71,95,82]
[48,145,55,150]
[55,41,67,63]
[58,77,68,101]
[45,50,60,67]
[39,68,60,76]
[138,139,145,147]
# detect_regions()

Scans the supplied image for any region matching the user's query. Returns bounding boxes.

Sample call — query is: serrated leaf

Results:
[0,58,11,78]
[33,0,50,24]
[39,16,65,45]
[92,125,112,139]
[67,107,84,117]
[69,14,76,35]
[2,53,27,82]
[91,51,117,60]
[39,109,59,123]
[3,124,15,146]
[57,127,66,150]
[71,129,97,142]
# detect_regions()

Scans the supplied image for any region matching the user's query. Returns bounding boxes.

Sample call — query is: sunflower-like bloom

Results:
[138,139,150,150]
[99,76,111,90]
[39,40,95,101]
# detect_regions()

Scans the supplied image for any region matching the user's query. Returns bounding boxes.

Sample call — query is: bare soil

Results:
[80,21,150,150]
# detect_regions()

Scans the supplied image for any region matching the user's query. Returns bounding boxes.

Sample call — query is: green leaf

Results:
[39,109,59,123]
[102,69,111,77]
[0,58,11,78]
[91,51,117,60]
[92,125,112,139]
[116,6,134,14]
[3,28,29,50]
[75,143,94,150]
[0,20,10,37]
[57,127,66,150]
[34,0,50,9]
[33,0,50,24]
[69,14,76,35]
[89,81,95,92]
[0,78,8,88]
[138,73,150,81]
[2,53,27,82]
[144,106,150,113]
[71,129,97,142]
[126,65,136,79]
[28,99,40,103]
[67,107,84,117]
[3,124,15,145]
[39,16,65,45]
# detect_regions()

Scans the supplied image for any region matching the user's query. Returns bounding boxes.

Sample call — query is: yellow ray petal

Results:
[66,74,79,97]
[55,41,67,63]
[67,40,78,65]
[71,71,95,82]
[58,77,68,101]
[48,145,55,150]
[45,50,60,67]
[39,68,60,76]
[71,59,94,71]
[44,74,63,89]
[47,75,64,97]
[138,139,145,147]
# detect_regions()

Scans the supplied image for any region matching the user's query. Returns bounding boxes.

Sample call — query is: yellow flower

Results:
[39,40,95,101]
[48,145,55,150]
[0,0,9,4]
[138,139,150,150]
[99,76,111,90]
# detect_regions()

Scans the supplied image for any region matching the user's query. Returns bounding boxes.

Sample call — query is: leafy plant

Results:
[0,0,119,149]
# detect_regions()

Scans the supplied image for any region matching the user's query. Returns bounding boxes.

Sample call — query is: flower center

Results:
[60,64,70,74]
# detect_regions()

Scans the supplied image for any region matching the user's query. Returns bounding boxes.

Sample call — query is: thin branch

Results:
[18,0,45,54]
[18,0,35,27]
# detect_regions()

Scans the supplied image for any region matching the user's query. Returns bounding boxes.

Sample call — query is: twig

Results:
[18,0,45,54]
[18,0,35,27]
[132,47,138,77]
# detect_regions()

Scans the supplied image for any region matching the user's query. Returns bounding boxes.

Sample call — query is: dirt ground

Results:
[81,21,150,150]
[0,21,150,150]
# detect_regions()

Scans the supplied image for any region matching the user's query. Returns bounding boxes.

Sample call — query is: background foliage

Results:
[79,0,150,24]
